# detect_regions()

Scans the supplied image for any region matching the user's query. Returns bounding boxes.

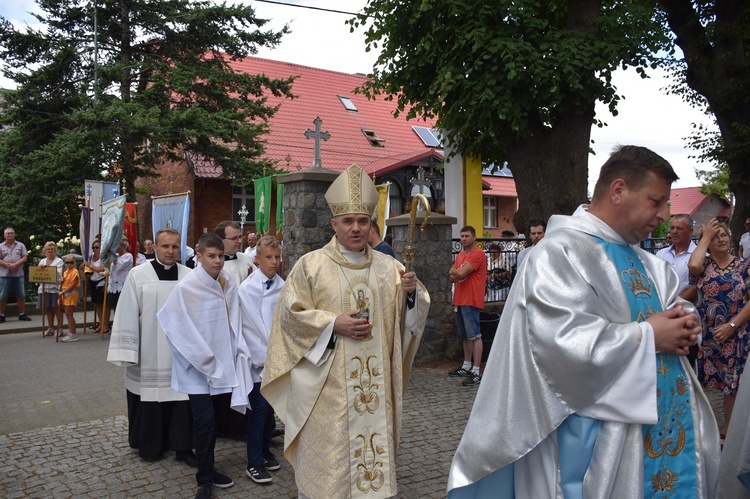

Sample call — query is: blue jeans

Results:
[188,394,217,486]
[247,382,274,466]
[0,276,25,302]
[455,305,482,340]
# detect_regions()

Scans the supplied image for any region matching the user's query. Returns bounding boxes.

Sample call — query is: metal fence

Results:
[452,236,687,303]
[452,238,526,303]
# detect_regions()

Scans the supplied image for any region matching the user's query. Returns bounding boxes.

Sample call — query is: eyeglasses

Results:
[92,246,100,249]
[64,261,76,265]
[712,233,730,241]
[223,235,242,241]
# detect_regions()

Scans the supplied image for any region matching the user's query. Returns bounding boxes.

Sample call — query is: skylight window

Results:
[338,95,358,112]
[362,129,385,147]
[412,126,443,148]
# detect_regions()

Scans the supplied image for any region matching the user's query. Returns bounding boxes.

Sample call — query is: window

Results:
[362,129,386,147]
[483,196,497,228]
[232,186,255,223]
[338,95,358,112]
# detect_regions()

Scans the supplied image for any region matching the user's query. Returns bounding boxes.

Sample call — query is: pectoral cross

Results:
[304,116,330,169]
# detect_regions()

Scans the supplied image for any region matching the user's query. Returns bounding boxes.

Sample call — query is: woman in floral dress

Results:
[688,218,750,439]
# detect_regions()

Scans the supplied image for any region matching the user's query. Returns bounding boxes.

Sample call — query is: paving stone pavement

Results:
[0,323,725,498]
[0,327,479,498]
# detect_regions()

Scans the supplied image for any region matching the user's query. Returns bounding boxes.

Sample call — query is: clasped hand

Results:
[647,304,700,355]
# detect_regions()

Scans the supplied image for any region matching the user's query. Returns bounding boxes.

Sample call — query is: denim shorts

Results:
[0,276,25,301]
[455,305,482,341]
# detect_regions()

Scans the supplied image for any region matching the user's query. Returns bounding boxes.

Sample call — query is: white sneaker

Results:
[61,334,78,342]
[44,328,55,337]
[59,330,70,338]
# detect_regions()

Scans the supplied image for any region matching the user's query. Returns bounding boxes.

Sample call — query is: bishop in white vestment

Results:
[262,165,430,499]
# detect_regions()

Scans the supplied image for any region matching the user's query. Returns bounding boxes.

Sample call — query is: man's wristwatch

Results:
[730,321,737,330]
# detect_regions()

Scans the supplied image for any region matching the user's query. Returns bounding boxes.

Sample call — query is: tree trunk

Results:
[509,104,594,234]
[659,0,749,246]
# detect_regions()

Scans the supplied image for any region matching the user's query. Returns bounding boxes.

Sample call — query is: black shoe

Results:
[271,428,285,439]
[448,366,471,377]
[0,315,5,323]
[264,452,281,471]
[175,450,197,468]
[18,313,31,321]
[211,470,234,489]
[246,464,273,484]
[194,483,212,499]
[462,373,482,386]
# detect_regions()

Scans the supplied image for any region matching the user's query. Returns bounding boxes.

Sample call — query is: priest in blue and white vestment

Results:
[448,146,720,498]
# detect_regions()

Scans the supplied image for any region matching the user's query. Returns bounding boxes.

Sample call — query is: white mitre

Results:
[324,164,379,216]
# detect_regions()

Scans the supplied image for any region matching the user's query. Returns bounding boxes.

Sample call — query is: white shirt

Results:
[741,232,750,259]
[655,241,698,294]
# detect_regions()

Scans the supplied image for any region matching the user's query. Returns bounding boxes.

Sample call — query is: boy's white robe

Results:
[232,269,284,413]
[157,266,249,402]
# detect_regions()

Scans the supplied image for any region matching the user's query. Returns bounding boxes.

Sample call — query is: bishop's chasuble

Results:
[448,206,720,498]
[262,237,429,499]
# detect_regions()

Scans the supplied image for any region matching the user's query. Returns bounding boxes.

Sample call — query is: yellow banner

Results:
[375,183,390,237]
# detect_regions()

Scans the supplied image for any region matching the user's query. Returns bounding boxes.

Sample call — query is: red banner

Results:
[123,203,138,261]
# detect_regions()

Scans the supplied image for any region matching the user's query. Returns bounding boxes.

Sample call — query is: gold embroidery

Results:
[355,428,386,493]
[351,353,381,414]
[644,373,688,458]
[651,468,679,493]
[621,256,652,297]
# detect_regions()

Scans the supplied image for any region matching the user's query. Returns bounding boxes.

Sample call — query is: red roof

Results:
[193,56,441,177]
[482,175,517,197]
[669,187,730,217]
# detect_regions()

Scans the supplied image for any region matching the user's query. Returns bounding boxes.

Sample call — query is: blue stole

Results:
[594,238,697,498]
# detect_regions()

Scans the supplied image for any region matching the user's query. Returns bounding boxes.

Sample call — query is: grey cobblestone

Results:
[0,326,725,498]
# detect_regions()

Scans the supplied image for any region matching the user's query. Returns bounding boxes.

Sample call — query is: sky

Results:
[0,0,717,193]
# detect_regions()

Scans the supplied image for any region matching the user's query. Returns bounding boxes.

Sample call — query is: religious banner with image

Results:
[78,204,91,261]
[276,182,284,233]
[123,203,138,261]
[99,195,127,266]
[254,176,271,234]
[152,192,190,263]
[375,182,391,237]
[84,179,120,254]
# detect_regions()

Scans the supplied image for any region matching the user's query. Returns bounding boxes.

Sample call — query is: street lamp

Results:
[238,204,249,251]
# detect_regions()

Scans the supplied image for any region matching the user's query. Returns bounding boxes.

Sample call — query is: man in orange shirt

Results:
[448,226,488,386]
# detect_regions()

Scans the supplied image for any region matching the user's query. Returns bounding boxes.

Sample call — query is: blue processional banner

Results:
[152,193,190,262]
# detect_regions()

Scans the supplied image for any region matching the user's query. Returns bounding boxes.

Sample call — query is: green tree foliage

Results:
[0,0,294,245]
[658,1,748,241]
[351,0,672,229]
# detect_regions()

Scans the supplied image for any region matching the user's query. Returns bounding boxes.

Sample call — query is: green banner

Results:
[276,183,284,233]
[254,176,271,234]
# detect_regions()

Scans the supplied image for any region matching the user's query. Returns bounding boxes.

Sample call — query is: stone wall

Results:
[277,168,339,272]
[389,213,460,364]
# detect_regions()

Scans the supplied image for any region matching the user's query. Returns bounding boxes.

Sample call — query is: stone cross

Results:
[410,166,432,211]
[304,116,330,168]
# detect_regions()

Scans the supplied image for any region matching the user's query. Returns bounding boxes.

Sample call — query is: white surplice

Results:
[107,261,191,402]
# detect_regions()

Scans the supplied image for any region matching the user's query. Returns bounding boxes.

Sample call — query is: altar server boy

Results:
[158,232,247,499]
[236,235,285,484]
